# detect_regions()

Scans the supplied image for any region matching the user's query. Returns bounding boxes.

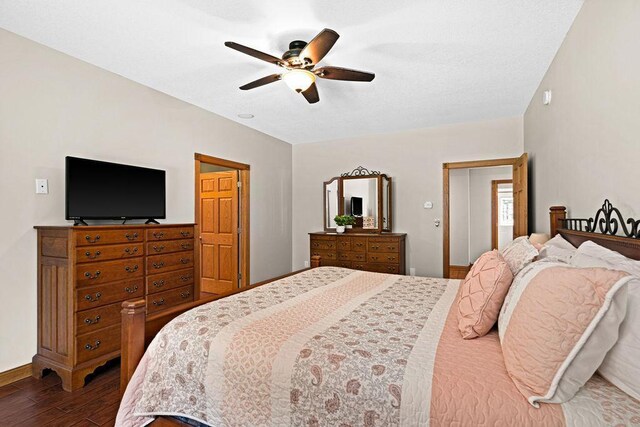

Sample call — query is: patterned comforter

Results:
[116,267,640,426]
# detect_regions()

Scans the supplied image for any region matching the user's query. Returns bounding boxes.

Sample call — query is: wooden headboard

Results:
[549,200,640,261]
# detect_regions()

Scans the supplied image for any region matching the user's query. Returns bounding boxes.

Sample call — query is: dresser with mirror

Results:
[310,167,406,274]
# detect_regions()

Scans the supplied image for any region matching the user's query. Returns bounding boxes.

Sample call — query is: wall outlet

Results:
[304,261,309,268]
[35,179,49,194]
[409,267,416,277]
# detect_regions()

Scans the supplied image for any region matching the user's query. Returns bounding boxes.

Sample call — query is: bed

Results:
[116,203,640,426]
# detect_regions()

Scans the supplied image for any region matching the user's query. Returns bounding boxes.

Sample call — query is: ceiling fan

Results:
[225,28,375,104]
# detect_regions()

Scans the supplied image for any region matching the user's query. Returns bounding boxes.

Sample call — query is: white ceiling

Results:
[0,0,583,144]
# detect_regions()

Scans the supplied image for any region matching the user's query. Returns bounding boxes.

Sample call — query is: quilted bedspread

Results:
[116,267,640,426]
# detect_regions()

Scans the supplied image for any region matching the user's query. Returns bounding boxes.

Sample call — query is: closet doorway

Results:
[442,154,528,279]
[194,153,250,295]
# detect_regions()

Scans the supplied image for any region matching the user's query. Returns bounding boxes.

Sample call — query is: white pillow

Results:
[537,234,577,263]
[571,240,640,400]
[500,236,539,276]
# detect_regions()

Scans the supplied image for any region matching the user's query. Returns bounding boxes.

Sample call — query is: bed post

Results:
[310,255,321,268]
[121,299,147,395]
[549,206,567,237]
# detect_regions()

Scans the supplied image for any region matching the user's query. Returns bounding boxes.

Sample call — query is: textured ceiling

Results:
[0,0,583,144]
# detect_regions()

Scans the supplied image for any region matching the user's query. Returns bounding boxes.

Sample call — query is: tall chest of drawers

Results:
[309,232,407,274]
[33,224,196,391]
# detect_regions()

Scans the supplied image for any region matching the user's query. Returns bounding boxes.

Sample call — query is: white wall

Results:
[524,0,640,230]
[0,29,292,371]
[292,117,524,276]
[449,169,470,265]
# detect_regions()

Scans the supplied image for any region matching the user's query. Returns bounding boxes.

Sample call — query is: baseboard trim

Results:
[0,363,32,387]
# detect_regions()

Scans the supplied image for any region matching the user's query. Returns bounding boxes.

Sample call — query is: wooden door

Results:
[512,153,529,238]
[199,171,239,294]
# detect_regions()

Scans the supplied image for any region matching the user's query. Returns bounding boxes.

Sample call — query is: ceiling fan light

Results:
[282,69,315,92]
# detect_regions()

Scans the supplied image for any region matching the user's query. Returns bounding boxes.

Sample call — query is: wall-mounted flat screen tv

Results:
[65,156,166,221]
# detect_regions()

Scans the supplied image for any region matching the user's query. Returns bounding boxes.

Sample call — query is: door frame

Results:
[442,156,523,279]
[194,153,250,291]
[491,179,513,250]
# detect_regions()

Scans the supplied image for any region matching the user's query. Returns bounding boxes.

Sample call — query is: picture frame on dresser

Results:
[32,224,197,391]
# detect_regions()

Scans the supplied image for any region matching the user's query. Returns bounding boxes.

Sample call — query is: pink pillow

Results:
[456,250,514,339]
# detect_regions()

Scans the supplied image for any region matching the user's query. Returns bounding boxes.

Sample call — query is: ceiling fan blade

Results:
[301,82,320,104]
[315,66,375,82]
[225,41,283,66]
[239,74,281,90]
[299,28,339,65]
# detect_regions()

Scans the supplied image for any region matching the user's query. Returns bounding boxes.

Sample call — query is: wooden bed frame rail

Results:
[120,256,322,394]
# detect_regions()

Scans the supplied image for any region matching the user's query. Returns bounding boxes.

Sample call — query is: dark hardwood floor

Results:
[0,360,120,426]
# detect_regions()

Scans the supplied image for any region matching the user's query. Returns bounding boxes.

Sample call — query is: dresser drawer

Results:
[75,302,121,335]
[365,263,400,274]
[367,253,400,264]
[147,251,194,273]
[336,261,352,269]
[75,258,144,287]
[146,227,194,241]
[368,239,400,253]
[310,250,337,260]
[147,285,194,314]
[351,238,367,252]
[147,268,194,294]
[338,252,366,262]
[310,239,337,251]
[75,229,143,247]
[147,239,194,255]
[76,324,120,364]
[336,238,351,251]
[75,279,144,311]
[75,243,144,264]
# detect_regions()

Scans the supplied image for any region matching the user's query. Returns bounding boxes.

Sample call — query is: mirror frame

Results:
[323,167,392,233]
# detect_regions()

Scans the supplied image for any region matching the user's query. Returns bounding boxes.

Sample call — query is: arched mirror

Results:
[323,167,393,233]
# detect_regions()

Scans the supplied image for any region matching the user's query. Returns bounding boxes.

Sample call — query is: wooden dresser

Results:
[33,224,196,391]
[309,232,406,274]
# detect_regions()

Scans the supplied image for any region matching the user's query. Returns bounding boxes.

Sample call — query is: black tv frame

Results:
[65,156,166,226]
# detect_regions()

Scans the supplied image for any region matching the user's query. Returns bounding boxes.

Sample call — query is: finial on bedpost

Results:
[310,255,321,268]
[549,206,567,237]
[121,299,146,395]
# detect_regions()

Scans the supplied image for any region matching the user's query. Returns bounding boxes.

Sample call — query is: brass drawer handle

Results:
[371,245,380,249]
[387,246,395,250]
[180,231,191,237]
[85,340,101,351]
[153,245,165,253]
[327,244,334,248]
[180,258,190,264]
[125,232,138,241]
[153,298,165,306]
[84,271,101,280]
[125,285,138,294]
[153,232,165,239]
[387,266,396,272]
[84,315,101,325]
[85,235,100,243]
[85,250,101,259]
[312,242,319,247]
[153,262,165,269]
[85,292,101,302]
[124,247,139,255]
[153,280,165,288]
[180,243,191,250]
[180,275,192,282]
[356,243,363,247]
[387,257,396,261]
[371,256,379,261]
[180,291,190,299]
[125,265,139,273]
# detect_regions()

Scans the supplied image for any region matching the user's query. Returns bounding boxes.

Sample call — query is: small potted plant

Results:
[334,215,355,234]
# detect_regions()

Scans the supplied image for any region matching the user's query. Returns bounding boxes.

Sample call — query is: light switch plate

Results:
[423,201,433,209]
[36,179,49,194]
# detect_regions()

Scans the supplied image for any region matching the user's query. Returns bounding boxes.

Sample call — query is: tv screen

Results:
[351,196,363,216]
[66,156,166,220]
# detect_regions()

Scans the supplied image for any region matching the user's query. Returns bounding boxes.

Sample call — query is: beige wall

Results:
[524,0,640,231]
[0,29,292,371]
[292,117,524,276]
